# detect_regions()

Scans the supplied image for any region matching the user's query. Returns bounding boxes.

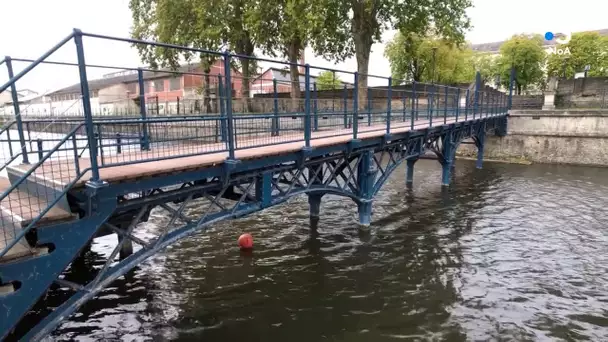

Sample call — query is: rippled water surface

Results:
[46,160,608,341]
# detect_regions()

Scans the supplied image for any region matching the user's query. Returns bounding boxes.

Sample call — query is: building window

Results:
[169,77,181,91]
[91,90,99,98]
[145,82,151,93]
[154,79,164,92]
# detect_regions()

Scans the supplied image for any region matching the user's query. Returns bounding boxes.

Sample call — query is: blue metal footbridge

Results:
[0,29,512,340]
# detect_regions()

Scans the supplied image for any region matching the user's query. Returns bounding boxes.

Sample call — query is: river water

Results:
[42,159,608,341]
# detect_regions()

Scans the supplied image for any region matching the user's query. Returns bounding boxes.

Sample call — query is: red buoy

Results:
[238,233,253,250]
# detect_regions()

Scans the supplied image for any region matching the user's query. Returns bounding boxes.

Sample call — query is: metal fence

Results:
[0,29,513,259]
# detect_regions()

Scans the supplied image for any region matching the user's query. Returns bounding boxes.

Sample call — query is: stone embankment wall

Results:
[459,109,608,166]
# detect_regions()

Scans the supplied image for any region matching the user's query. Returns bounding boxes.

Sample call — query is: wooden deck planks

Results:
[12,117,464,189]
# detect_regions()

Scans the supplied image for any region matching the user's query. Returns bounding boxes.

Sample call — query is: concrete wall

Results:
[556,77,608,109]
[459,109,608,166]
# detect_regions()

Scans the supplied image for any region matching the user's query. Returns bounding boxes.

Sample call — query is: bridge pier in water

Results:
[475,123,487,169]
[406,158,417,188]
[356,150,376,226]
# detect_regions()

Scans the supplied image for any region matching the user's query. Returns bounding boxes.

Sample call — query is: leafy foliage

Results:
[495,34,546,94]
[315,71,343,90]
[472,54,498,84]
[246,0,351,108]
[546,32,608,78]
[384,32,475,84]
[326,0,473,104]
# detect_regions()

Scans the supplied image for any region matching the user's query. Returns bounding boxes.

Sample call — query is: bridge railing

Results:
[0,29,514,257]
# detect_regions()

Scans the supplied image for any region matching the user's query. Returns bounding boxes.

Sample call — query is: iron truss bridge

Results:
[0,29,513,340]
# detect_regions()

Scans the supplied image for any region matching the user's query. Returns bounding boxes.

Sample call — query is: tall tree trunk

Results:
[288,40,302,112]
[203,66,212,113]
[236,37,255,113]
[354,32,372,111]
[240,58,252,112]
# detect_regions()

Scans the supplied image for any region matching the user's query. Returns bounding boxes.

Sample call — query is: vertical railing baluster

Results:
[386,77,392,134]
[71,133,80,175]
[474,72,480,120]
[443,86,448,124]
[465,89,469,121]
[456,88,460,122]
[74,29,100,182]
[304,64,311,148]
[138,68,150,150]
[367,87,372,126]
[429,85,434,127]
[313,82,318,131]
[353,72,359,139]
[402,87,407,122]
[272,77,279,136]
[508,66,515,110]
[410,82,416,130]
[412,81,417,124]
[5,56,29,164]
[343,83,348,128]
[223,51,236,159]
[218,74,227,141]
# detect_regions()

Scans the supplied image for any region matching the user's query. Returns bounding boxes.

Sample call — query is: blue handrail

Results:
[0,33,74,94]
[0,124,84,258]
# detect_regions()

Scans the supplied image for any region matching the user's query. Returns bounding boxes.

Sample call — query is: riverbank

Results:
[458,109,608,167]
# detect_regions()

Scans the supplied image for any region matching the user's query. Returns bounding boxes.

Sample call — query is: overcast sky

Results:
[1,0,607,92]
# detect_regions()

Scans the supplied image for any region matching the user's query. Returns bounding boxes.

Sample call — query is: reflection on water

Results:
[42,159,608,341]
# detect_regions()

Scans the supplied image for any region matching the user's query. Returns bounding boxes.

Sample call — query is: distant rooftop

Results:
[471,28,608,53]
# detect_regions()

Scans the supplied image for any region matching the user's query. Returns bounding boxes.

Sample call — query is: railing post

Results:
[138,68,150,150]
[116,133,122,154]
[313,82,318,131]
[386,77,392,134]
[487,90,491,117]
[456,88,460,122]
[411,81,416,130]
[402,88,407,122]
[74,29,101,183]
[5,56,29,164]
[343,83,348,128]
[429,85,434,127]
[223,51,236,159]
[36,138,43,161]
[474,71,481,120]
[465,89,470,121]
[508,66,515,110]
[218,74,227,141]
[304,64,311,148]
[443,86,448,124]
[367,87,372,126]
[272,78,279,135]
[353,72,359,140]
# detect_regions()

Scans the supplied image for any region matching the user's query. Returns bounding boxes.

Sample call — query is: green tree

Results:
[472,53,498,84]
[247,0,351,110]
[546,32,608,78]
[384,32,475,84]
[129,0,256,112]
[315,71,343,90]
[327,0,472,106]
[495,34,546,94]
